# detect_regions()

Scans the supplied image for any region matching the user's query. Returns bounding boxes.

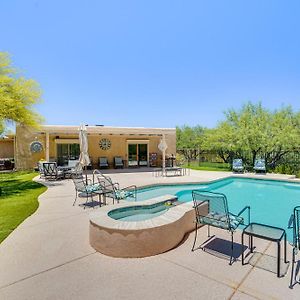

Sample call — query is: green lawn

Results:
[184,161,231,172]
[0,172,46,243]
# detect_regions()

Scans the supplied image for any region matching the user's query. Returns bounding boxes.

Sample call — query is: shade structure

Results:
[79,124,90,182]
[158,134,168,176]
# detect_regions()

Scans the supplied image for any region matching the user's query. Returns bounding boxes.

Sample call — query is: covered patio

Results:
[14,125,176,170]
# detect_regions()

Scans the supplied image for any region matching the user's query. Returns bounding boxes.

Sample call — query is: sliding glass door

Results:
[56,144,80,165]
[138,144,148,166]
[128,144,138,167]
[128,143,148,167]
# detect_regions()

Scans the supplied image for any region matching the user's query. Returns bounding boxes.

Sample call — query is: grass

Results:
[0,171,46,243]
[184,161,231,172]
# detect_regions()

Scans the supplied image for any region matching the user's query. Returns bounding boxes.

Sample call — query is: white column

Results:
[162,134,166,174]
[45,132,50,161]
[158,134,168,176]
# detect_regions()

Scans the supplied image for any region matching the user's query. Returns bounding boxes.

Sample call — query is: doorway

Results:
[56,143,80,166]
[127,142,148,167]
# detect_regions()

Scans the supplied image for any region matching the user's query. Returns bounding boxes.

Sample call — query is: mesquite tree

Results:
[0,52,43,134]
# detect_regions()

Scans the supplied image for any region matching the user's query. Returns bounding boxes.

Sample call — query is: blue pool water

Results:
[108,202,169,222]
[135,178,300,241]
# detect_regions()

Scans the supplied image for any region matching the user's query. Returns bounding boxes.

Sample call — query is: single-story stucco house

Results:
[0,125,176,170]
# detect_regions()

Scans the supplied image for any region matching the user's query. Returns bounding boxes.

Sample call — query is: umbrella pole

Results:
[85,165,88,185]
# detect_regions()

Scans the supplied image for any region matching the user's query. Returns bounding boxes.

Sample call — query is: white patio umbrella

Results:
[158,134,168,176]
[79,124,90,183]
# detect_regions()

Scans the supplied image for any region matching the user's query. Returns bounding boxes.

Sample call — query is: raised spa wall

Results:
[89,195,207,258]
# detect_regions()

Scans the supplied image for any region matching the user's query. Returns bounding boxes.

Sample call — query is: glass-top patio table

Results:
[57,166,73,179]
[242,222,289,277]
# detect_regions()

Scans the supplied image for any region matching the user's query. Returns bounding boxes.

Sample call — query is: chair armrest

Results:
[236,206,251,225]
[98,179,119,190]
[288,214,294,229]
[122,185,137,199]
[193,201,206,209]
[113,182,120,189]
[122,185,137,191]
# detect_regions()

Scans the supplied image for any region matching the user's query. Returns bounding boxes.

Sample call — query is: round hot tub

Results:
[108,201,171,222]
[89,195,200,258]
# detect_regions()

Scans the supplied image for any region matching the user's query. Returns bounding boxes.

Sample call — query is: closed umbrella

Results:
[158,134,168,176]
[79,124,90,183]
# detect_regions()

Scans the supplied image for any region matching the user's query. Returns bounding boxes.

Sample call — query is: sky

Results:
[1,0,300,128]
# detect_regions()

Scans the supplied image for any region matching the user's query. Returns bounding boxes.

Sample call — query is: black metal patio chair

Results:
[290,206,300,288]
[192,190,250,265]
[38,161,45,178]
[253,158,266,173]
[96,173,137,204]
[232,159,244,173]
[72,177,104,208]
[114,156,124,168]
[99,157,109,169]
[42,162,64,180]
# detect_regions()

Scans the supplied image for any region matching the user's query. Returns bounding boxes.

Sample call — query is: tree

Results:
[204,125,237,163]
[0,52,43,134]
[176,125,206,161]
[264,107,300,168]
[208,102,300,167]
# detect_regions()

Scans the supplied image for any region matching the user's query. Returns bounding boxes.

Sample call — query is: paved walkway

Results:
[0,170,299,299]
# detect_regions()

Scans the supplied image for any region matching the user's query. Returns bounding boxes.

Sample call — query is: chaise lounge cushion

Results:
[85,183,101,193]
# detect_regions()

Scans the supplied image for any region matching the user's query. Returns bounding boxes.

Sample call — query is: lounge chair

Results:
[114,156,124,168]
[99,157,109,169]
[192,190,250,265]
[72,177,104,208]
[254,158,266,173]
[232,159,244,173]
[42,162,64,180]
[96,174,137,204]
[290,206,300,288]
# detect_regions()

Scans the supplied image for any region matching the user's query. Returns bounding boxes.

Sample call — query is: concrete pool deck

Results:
[0,169,299,299]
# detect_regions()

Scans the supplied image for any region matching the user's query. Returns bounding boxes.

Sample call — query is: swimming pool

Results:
[136,177,300,241]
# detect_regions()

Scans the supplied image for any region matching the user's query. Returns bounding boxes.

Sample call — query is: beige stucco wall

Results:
[15,125,176,170]
[0,139,14,158]
[88,134,164,167]
[15,125,46,170]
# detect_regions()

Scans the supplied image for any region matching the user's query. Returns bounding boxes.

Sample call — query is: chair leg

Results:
[73,191,78,206]
[207,225,210,237]
[91,194,95,209]
[229,231,234,265]
[84,193,90,209]
[290,248,296,288]
[191,222,198,252]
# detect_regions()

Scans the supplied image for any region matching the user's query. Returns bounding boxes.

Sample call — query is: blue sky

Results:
[1,0,300,128]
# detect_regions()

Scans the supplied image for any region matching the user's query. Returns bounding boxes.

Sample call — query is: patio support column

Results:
[162,134,166,174]
[45,132,49,161]
[158,134,168,176]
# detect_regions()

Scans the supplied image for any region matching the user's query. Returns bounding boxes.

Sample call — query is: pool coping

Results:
[133,173,299,191]
[89,194,193,231]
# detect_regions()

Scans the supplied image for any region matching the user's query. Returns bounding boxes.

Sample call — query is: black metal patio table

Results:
[57,165,72,178]
[242,222,288,277]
